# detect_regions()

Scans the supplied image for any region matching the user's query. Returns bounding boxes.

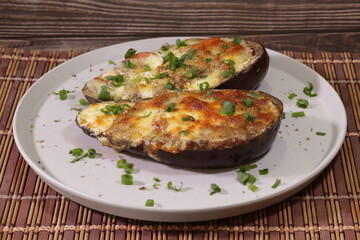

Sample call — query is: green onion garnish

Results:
[99,86,111,101]
[303,82,318,97]
[184,66,198,79]
[108,60,115,65]
[206,58,212,62]
[143,65,151,71]
[244,112,256,122]
[237,171,257,185]
[124,60,135,68]
[248,183,259,192]
[210,184,221,195]
[176,39,187,47]
[259,168,269,175]
[100,104,131,116]
[166,82,176,90]
[167,181,183,191]
[316,131,326,136]
[199,82,209,91]
[243,98,254,108]
[145,199,155,207]
[281,112,286,119]
[153,177,161,182]
[182,116,195,121]
[288,93,297,100]
[124,48,136,59]
[249,91,260,99]
[220,100,236,116]
[70,148,97,163]
[296,99,309,109]
[79,98,88,106]
[239,164,257,172]
[272,179,281,189]
[117,159,127,168]
[165,103,175,112]
[180,130,189,135]
[140,111,152,118]
[291,111,305,118]
[233,36,242,44]
[53,89,70,100]
[205,89,214,97]
[121,174,133,185]
[221,59,235,66]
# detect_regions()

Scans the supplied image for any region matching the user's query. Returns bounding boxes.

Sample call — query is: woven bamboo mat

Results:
[0,47,359,240]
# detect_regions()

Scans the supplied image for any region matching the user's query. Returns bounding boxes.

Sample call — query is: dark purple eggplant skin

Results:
[217,41,269,90]
[126,95,283,169]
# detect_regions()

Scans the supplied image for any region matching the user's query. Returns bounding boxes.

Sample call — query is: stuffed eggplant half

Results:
[77,89,283,169]
[82,37,269,103]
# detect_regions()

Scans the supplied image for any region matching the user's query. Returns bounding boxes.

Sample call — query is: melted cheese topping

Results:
[83,37,255,101]
[103,90,282,160]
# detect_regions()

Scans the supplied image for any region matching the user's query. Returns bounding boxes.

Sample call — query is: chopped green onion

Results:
[281,112,286,119]
[99,86,110,101]
[79,98,88,106]
[316,131,326,136]
[272,179,281,189]
[248,183,259,192]
[143,65,151,71]
[210,183,221,195]
[131,76,143,83]
[182,116,195,121]
[259,168,269,175]
[237,172,257,185]
[243,98,254,108]
[244,112,256,122]
[239,164,257,172]
[221,59,235,66]
[145,199,155,207]
[121,174,133,185]
[291,111,305,118]
[117,159,127,168]
[165,103,175,112]
[205,89,214,97]
[176,39,187,47]
[108,60,115,65]
[167,181,183,191]
[220,100,236,116]
[53,89,70,100]
[233,36,242,44]
[166,82,176,90]
[180,130,189,135]
[296,99,309,109]
[161,44,169,51]
[199,82,210,91]
[249,91,260,99]
[125,48,136,58]
[140,111,152,118]
[124,60,135,68]
[71,108,82,113]
[100,104,131,116]
[184,66,198,79]
[70,148,84,157]
[206,58,212,62]
[186,49,196,59]
[124,167,134,174]
[303,82,318,97]
[153,177,161,182]
[288,93,297,100]
[87,148,96,158]
[217,44,228,55]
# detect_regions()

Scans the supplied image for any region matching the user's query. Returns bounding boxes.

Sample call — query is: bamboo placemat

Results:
[0,48,359,240]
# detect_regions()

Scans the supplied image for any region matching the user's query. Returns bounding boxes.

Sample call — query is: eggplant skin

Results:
[217,41,269,91]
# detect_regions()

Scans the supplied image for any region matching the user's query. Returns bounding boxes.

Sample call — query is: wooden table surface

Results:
[0,0,359,52]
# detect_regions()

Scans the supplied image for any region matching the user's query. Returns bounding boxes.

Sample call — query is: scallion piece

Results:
[199,82,210,91]
[233,36,242,44]
[220,100,236,116]
[53,89,70,100]
[167,181,183,191]
[288,93,297,99]
[117,159,127,168]
[180,130,189,135]
[176,39,187,47]
[303,82,317,97]
[248,183,259,192]
[244,112,256,122]
[165,103,175,112]
[272,179,281,189]
[182,116,195,121]
[210,184,221,195]
[121,174,133,185]
[108,60,115,65]
[124,60,135,68]
[291,111,305,118]
[145,199,155,207]
[99,86,110,101]
[79,98,88,106]
[125,48,136,59]
[259,168,269,175]
[296,99,309,109]
[316,131,326,136]
[243,98,254,108]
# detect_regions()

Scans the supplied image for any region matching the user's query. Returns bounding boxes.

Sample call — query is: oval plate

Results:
[13,37,347,222]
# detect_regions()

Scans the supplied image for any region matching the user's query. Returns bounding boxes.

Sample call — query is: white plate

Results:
[13,37,347,222]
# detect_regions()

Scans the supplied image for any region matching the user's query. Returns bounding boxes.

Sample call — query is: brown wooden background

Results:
[0,0,359,52]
